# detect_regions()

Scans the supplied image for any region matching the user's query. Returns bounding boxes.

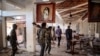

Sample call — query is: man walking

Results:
[10,24,18,56]
[45,26,52,55]
[39,22,47,56]
[56,26,62,47]
[65,26,72,50]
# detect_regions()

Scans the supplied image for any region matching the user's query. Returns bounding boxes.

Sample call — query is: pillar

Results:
[2,17,6,48]
[0,17,3,50]
[26,6,35,52]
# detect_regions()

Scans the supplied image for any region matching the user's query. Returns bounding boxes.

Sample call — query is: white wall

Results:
[0,16,3,49]
[82,18,89,35]
[96,23,100,37]
[78,18,97,37]
[79,18,89,35]
[0,10,1,16]
[2,17,7,47]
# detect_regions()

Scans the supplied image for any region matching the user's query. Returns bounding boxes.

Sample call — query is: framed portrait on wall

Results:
[36,3,55,23]
[88,0,100,22]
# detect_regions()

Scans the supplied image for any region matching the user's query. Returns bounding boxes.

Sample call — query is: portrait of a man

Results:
[36,3,55,23]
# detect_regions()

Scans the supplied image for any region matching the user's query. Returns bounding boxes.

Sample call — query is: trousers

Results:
[40,43,45,56]
[58,36,61,47]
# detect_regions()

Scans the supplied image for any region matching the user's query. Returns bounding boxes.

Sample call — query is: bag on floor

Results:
[6,35,11,41]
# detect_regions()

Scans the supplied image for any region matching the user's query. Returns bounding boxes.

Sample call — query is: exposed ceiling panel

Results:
[56,0,88,9]
[81,11,88,20]
[0,0,34,10]
[58,2,88,13]
[63,10,87,20]
[0,0,1,2]
[72,10,87,16]
[3,2,21,10]
[6,0,33,8]
[0,1,22,10]
[56,0,88,22]
[62,9,87,17]
[6,0,25,8]
[60,9,82,16]
[0,0,2,10]
[35,0,65,3]
[92,0,100,3]
[64,0,87,2]
[0,4,1,10]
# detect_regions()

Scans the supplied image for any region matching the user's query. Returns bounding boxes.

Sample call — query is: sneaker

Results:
[58,46,60,48]
[65,49,71,53]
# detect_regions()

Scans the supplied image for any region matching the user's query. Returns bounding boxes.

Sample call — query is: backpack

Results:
[6,35,11,41]
[38,28,47,43]
[37,29,41,40]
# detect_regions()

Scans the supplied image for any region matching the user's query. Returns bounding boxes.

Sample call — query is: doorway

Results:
[5,16,26,49]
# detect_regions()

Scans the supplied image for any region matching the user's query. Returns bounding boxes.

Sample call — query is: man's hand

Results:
[32,22,36,25]
[32,22,41,28]
[16,42,19,45]
[37,25,41,28]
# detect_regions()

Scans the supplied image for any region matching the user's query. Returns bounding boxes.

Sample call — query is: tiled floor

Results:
[0,37,91,56]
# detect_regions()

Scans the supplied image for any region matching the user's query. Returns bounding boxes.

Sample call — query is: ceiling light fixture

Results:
[14,16,22,20]
[69,12,72,18]
[43,0,49,1]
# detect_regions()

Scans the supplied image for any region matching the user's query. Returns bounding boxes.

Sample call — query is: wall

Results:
[82,18,89,35]
[0,16,3,50]
[0,10,1,16]
[78,18,97,37]
[88,23,96,37]
[97,22,100,37]
[79,18,89,35]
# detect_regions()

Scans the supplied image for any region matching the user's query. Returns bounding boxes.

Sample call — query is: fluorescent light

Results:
[43,0,49,1]
[14,16,22,20]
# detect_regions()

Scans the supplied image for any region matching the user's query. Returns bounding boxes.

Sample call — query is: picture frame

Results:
[88,1,100,22]
[36,3,55,23]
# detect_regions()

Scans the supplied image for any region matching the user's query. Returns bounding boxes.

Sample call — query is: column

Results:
[26,6,35,52]
[2,17,6,47]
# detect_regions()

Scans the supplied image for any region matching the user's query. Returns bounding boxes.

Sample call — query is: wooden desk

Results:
[71,39,82,55]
